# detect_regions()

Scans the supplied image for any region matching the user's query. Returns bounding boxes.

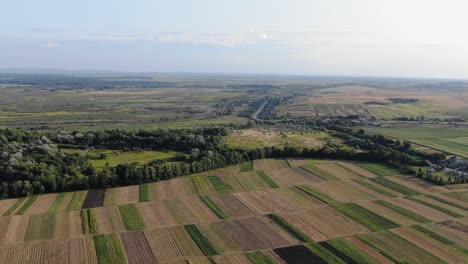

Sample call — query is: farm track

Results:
[0,159,466,263]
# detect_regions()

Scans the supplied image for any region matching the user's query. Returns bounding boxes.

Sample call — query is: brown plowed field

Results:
[387,176,451,194]
[103,188,118,206]
[68,210,84,237]
[392,227,466,264]
[120,231,157,264]
[344,236,393,264]
[220,219,266,251]
[290,167,323,182]
[296,206,369,239]
[0,199,19,215]
[53,212,70,239]
[145,228,184,262]
[213,253,252,264]
[181,198,218,223]
[55,193,75,212]
[4,215,29,244]
[253,159,290,171]
[391,197,453,222]
[163,200,198,224]
[316,162,360,180]
[211,194,254,217]
[313,180,376,202]
[94,206,125,234]
[234,191,275,215]
[277,213,327,242]
[197,222,241,253]
[337,162,378,178]
[237,217,289,248]
[170,226,204,258]
[115,185,139,205]
[25,194,57,215]
[355,200,418,226]
[266,168,309,187]
[136,202,176,228]
[155,180,176,200]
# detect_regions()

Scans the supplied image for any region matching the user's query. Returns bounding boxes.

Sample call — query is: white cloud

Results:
[44,42,61,48]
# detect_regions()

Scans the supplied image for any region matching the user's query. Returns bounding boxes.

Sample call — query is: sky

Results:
[1,0,468,79]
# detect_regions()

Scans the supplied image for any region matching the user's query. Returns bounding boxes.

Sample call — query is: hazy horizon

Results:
[2,0,468,79]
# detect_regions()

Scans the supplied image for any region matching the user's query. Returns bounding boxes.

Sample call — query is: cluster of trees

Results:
[52,128,226,151]
[326,126,467,185]
[388,98,418,104]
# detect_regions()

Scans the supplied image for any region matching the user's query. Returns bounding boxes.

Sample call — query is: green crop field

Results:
[185,224,218,256]
[94,234,127,264]
[358,163,403,176]
[297,185,335,204]
[200,195,226,219]
[16,195,38,215]
[68,191,88,210]
[331,203,399,231]
[256,171,279,188]
[139,183,151,202]
[207,176,231,193]
[322,239,379,264]
[87,150,178,169]
[371,177,421,196]
[119,204,145,230]
[245,251,277,264]
[269,214,312,242]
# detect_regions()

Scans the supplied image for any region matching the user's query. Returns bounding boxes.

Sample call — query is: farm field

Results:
[0,158,466,263]
[364,125,468,157]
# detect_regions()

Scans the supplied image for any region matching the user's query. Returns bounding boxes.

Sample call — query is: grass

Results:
[374,200,430,223]
[68,191,88,210]
[89,150,177,169]
[410,138,468,158]
[200,196,227,219]
[331,203,400,231]
[358,163,403,176]
[185,224,218,256]
[207,176,231,193]
[303,164,339,180]
[371,177,421,196]
[256,171,279,188]
[192,176,207,195]
[16,195,38,215]
[3,197,27,215]
[81,209,98,234]
[239,161,254,172]
[93,233,127,264]
[322,239,379,264]
[269,214,312,242]
[364,125,468,140]
[405,196,463,218]
[305,243,345,264]
[411,225,454,245]
[47,193,66,213]
[245,251,277,264]
[353,179,398,198]
[297,185,335,204]
[119,204,145,230]
[139,183,151,202]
